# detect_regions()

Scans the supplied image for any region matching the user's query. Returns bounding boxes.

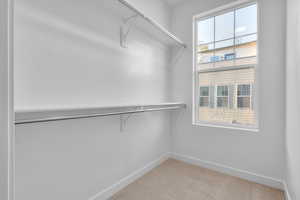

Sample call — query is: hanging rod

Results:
[117,0,187,48]
[15,103,186,125]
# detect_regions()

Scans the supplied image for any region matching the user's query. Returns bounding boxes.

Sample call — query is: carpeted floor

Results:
[111,159,284,200]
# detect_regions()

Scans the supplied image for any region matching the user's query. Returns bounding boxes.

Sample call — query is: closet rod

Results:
[117,0,187,48]
[15,105,184,125]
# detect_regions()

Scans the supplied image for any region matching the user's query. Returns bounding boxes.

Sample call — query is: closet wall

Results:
[14,0,172,199]
[170,0,286,186]
[286,0,300,199]
[0,0,13,199]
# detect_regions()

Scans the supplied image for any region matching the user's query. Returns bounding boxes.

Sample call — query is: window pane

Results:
[214,39,235,67]
[217,86,228,96]
[198,17,214,44]
[200,97,209,107]
[237,97,250,108]
[198,43,214,64]
[198,43,214,52]
[236,34,257,45]
[238,84,250,96]
[215,11,234,41]
[217,97,228,107]
[235,34,257,59]
[198,52,214,64]
[235,4,257,37]
[198,68,256,125]
[215,39,234,49]
[200,87,209,96]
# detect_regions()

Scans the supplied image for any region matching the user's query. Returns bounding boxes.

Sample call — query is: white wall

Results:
[170,0,286,182]
[286,0,300,199]
[14,0,171,109]
[127,0,171,29]
[0,0,9,197]
[14,0,172,199]
[0,0,13,199]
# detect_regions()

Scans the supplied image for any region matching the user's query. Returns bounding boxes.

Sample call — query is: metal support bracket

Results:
[120,14,138,48]
[170,45,186,68]
[120,113,133,132]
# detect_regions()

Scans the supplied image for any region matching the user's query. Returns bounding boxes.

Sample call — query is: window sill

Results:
[192,122,259,133]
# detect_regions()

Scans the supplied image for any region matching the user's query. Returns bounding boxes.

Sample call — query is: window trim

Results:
[192,0,259,131]
[193,0,257,22]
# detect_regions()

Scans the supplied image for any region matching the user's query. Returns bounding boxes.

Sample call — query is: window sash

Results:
[197,3,257,66]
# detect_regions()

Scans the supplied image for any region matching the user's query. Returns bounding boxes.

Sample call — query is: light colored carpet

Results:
[111,159,284,200]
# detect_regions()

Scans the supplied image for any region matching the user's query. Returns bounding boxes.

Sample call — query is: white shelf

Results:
[102,0,186,48]
[15,103,186,125]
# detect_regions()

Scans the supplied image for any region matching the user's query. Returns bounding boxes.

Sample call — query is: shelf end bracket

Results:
[120,113,133,132]
[120,14,138,48]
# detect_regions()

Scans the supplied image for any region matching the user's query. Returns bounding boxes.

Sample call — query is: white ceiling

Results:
[164,0,187,6]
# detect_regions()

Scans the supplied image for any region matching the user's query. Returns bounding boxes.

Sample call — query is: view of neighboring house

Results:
[195,4,257,127]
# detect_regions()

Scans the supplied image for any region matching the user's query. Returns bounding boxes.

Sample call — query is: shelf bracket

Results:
[119,113,133,132]
[171,46,186,67]
[120,14,138,48]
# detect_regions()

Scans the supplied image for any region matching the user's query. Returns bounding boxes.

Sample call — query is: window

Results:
[217,86,229,108]
[237,84,251,109]
[199,86,210,107]
[194,2,258,129]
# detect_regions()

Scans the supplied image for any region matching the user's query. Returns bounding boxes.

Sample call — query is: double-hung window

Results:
[217,86,229,108]
[237,84,251,109]
[199,86,210,107]
[193,2,258,129]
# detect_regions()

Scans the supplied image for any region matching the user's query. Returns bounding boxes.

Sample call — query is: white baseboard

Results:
[283,182,292,200]
[170,153,284,190]
[88,152,286,200]
[88,153,170,200]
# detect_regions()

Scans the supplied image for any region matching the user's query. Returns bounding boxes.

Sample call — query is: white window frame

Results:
[192,0,259,132]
